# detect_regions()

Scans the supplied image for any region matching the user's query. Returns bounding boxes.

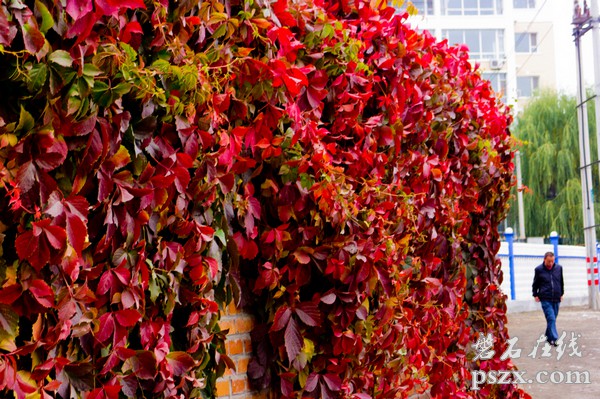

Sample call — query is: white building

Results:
[403,0,559,114]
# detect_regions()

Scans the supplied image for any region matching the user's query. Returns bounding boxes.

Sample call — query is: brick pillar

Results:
[216,303,271,399]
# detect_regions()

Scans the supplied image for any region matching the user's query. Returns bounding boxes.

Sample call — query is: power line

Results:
[513,0,550,53]
[483,0,551,99]
[514,0,552,74]
[516,24,553,75]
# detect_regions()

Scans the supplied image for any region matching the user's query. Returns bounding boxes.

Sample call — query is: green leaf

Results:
[113,82,132,97]
[35,0,55,33]
[212,24,227,39]
[120,42,138,61]
[0,304,19,341]
[214,229,227,246]
[92,81,112,107]
[320,23,334,39]
[300,173,315,189]
[15,106,35,134]
[67,95,82,117]
[83,64,102,77]
[28,63,48,92]
[151,59,171,73]
[48,50,74,68]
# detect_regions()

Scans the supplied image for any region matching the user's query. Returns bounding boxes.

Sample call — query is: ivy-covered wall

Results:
[1,0,526,398]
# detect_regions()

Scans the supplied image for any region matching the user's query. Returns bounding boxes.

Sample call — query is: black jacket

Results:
[532,263,564,302]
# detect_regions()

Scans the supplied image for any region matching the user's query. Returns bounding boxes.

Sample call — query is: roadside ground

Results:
[506,306,600,398]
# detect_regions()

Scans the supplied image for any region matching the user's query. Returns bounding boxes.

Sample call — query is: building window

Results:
[515,32,538,53]
[482,72,507,100]
[517,76,539,97]
[443,29,505,60]
[442,0,503,15]
[514,0,535,8]
[412,0,434,15]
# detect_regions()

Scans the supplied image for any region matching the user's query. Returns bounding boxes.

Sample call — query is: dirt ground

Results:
[506,306,600,398]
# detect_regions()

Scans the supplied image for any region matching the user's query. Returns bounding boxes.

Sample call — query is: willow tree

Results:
[513,89,599,244]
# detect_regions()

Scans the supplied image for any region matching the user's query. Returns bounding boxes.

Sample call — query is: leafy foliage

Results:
[0,0,525,398]
[512,89,599,244]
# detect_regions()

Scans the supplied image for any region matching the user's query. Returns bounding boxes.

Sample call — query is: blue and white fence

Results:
[497,240,591,312]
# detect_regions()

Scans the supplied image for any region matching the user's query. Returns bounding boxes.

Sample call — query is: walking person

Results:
[532,251,564,346]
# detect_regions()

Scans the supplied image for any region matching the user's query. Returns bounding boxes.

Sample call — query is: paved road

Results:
[506,306,600,398]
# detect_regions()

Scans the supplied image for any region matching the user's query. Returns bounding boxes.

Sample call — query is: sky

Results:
[552,1,596,95]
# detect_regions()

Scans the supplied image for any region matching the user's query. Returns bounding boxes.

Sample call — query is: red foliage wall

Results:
[0,0,527,398]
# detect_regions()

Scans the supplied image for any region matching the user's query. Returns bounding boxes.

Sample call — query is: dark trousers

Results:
[540,300,560,342]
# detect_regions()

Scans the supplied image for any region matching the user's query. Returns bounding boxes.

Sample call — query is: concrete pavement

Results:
[506,306,600,398]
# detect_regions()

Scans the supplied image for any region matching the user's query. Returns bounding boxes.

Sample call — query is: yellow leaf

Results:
[235,47,253,57]
[251,18,271,29]
[407,3,418,16]
[301,338,315,360]
[0,133,18,147]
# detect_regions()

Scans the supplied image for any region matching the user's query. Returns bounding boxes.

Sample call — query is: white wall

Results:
[497,242,592,312]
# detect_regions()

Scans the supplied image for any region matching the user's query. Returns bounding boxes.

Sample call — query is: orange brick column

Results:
[216,303,271,399]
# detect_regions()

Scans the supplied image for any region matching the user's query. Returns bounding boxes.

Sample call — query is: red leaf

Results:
[16,219,66,271]
[66,11,97,43]
[232,232,258,260]
[22,23,45,54]
[58,299,77,322]
[113,267,131,285]
[282,68,308,96]
[204,257,219,280]
[284,317,302,361]
[323,374,342,391]
[254,262,279,291]
[218,173,235,194]
[97,271,115,296]
[295,302,319,327]
[43,379,62,392]
[293,249,311,264]
[120,21,143,43]
[320,292,336,305]
[96,313,115,342]
[0,284,23,305]
[16,161,38,193]
[123,351,156,379]
[94,0,119,16]
[16,370,37,394]
[86,388,104,399]
[67,114,98,137]
[41,223,67,250]
[0,7,17,46]
[100,351,122,376]
[65,213,87,256]
[271,0,297,27]
[186,16,201,25]
[166,352,196,376]
[271,306,292,332]
[115,309,141,327]
[34,132,68,172]
[109,0,146,9]
[28,279,55,308]
[66,0,93,20]
[103,384,121,399]
[305,373,319,392]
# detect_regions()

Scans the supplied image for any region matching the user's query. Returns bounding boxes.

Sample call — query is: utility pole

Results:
[515,151,526,241]
[573,0,600,310]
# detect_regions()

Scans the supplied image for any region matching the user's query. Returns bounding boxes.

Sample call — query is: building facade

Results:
[404,0,558,114]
